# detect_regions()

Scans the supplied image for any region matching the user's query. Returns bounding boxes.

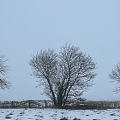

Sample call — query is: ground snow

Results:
[0,108,120,120]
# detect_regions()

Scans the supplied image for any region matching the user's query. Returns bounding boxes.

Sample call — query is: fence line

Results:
[0,100,53,108]
[0,100,120,109]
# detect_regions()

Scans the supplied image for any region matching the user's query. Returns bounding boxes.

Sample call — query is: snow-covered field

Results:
[0,108,120,120]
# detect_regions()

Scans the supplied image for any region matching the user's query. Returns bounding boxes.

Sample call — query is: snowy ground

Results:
[0,108,120,120]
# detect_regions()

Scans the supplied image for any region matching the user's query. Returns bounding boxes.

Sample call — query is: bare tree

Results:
[30,44,96,107]
[109,63,120,92]
[0,56,9,89]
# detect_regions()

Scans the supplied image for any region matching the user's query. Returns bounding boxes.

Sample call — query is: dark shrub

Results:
[60,117,68,120]
[73,118,80,120]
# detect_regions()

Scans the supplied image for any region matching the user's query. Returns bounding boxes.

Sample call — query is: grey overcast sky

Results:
[0,0,120,101]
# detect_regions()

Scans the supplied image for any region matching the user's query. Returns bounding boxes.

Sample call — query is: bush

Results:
[73,118,80,120]
[60,117,68,120]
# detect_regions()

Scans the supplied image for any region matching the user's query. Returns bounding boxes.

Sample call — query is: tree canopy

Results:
[30,44,96,107]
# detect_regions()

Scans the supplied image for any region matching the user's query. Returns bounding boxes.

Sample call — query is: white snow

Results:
[0,108,120,120]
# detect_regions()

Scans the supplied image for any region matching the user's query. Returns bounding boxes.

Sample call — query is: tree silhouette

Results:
[30,44,96,107]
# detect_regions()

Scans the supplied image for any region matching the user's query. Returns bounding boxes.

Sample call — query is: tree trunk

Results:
[47,79,57,106]
[56,90,63,108]
[57,97,62,108]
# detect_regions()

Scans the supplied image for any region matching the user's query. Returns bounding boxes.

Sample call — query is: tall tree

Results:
[109,63,120,92]
[0,56,9,89]
[30,44,96,107]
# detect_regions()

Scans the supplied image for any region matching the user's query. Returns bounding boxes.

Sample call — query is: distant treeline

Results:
[0,100,53,109]
[65,100,120,109]
[0,100,120,109]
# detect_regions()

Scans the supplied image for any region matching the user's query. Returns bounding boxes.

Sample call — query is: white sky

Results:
[0,0,120,101]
